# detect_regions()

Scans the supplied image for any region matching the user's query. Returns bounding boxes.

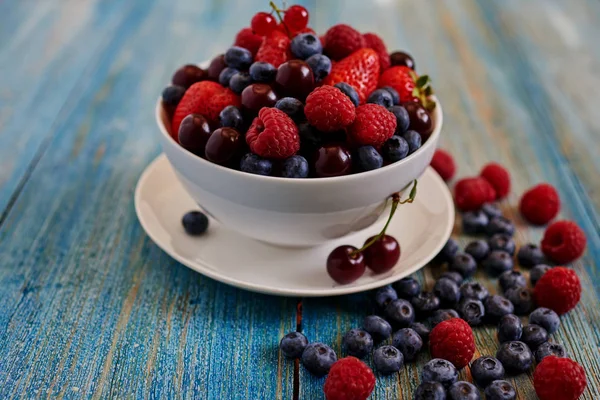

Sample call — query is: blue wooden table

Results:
[1,0,599,398]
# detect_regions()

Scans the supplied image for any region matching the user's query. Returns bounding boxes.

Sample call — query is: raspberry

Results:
[362,32,390,72]
[534,266,581,315]
[429,318,475,369]
[324,24,366,60]
[304,86,356,132]
[430,149,456,181]
[541,220,587,264]
[480,162,510,199]
[534,356,587,400]
[246,108,300,159]
[233,27,262,56]
[519,183,560,225]
[454,177,496,211]
[323,357,375,400]
[347,104,396,147]
[255,31,291,68]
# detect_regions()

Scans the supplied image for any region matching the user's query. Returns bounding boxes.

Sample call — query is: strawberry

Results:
[323,48,380,104]
[363,33,390,72]
[255,30,292,68]
[171,81,240,139]
[379,66,435,111]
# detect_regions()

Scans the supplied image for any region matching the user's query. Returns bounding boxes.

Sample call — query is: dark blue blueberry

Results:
[481,203,502,219]
[373,345,404,375]
[421,358,459,388]
[281,155,309,178]
[218,67,239,87]
[290,33,322,59]
[240,153,273,176]
[485,295,515,322]
[305,54,331,81]
[457,299,485,326]
[392,328,423,361]
[375,285,398,309]
[486,216,515,236]
[535,342,568,363]
[437,238,459,263]
[367,88,394,108]
[498,270,526,292]
[462,210,489,235]
[460,282,489,301]
[249,61,277,82]
[229,71,253,94]
[409,322,430,343]
[275,97,305,122]
[517,244,546,268]
[382,135,409,162]
[161,85,186,107]
[414,382,446,400]
[279,331,308,358]
[357,146,383,171]
[411,291,441,316]
[504,287,535,315]
[363,315,392,342]
[395,277,421,299]
[496,341,533,373]
[529,307,560,334]
[465,240,490,262]
[530,264,552,286]
[520,324,548,350]
[297,122,322,152]
[301,342,337,376]
[381,86,401,105]
[385,298,415,328]
[430,309,460,326]
[483,251,513,276]
[224,46,253,69]
[450,252,477,278]
[448,381,480,400]
[470,356,505,388]
[388,105,410,134]
[484,380,516,400]
[402,130,422,154]
[433,278,461,305]
[342,328,373,359]
[334,82,359,106]
[182,211,209,235]
[219,105,244,130]
[440,271,464,285]
[497,314,522,343]
[488,234,516,255]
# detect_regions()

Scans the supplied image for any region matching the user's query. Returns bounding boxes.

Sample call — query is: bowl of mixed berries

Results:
[156,3,442,247]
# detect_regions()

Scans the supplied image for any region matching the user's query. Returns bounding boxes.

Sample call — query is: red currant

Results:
[362,235,400,273]
[284,5,309,31]
[326,246,366,284]
[251,12,277,36]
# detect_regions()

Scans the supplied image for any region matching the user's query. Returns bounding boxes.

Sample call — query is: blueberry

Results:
[517,244,546,268]
[182,211,209,235]
[430,309,460,326]
[529,307,560,334]
[342,328,373,358]
[357,146,383,171]
[229,71,253,94]
[497,314,522,343]
[280,332,308,358]
[219,105,244,130]
[465,240,490,262]
[375,285,398,309]
[440,271,464,285]
[301,342,337,376]
[387,106,410,136]
[495,341,533,373]
[224,46,253,69]
[437,238,459,263]
[457,299,485,326]
[409,322,430,343]
[367,89,394,108]
[373,345,404,374]
[520,324,548,350]
[414,381,446,400]
[535,342,568,363]
[363,315,392,342]
[218,67,239,87]
[411,291,441,316]
[483,251,513,276]
[460,282,489,301]
[385,298,415,328]
[488,234,516,255]
[297,122,322,152]
[305,54,331,81]
[462,210,489,235]
[530,264,552,286]
[498,270,526,292]
[504,287,534,315]
[450,252,477,278]
[392,328,423,361]
[281,155,309,178]
[481,203,502,219]
[275,97,304,122]
[334,82,360,107]
[290,33,322,59]
[402,130,421,154]
[382,86,401,105]
[485,295,515,322]
[249,62,277,82]
[433,278,461,305]
[161,85,186,107]
[240,153,273,176]
[470,356,505,388]
[382,135,409,162]
[421,358,459,388]
[484,380,516,400]
[395,277,421,299]
[448,381,480,400]
[486,216,515,236]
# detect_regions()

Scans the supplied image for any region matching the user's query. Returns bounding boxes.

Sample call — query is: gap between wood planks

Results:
[293,299,303,400]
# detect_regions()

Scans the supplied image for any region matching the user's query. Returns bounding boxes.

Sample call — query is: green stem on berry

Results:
[269,1,292,38]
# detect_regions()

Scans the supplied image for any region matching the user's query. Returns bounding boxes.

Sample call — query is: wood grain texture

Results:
[0,0,598,398]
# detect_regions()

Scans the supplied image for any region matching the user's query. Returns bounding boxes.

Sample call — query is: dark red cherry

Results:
[207,54,227,81]
[178,114,212,155]
[275,60,314,101]
[172,64,208,88]
[205,127,242,165]
[403,102,433,140]
[390,51,416,70]
[363,235,401,274]
[313,144,352,178]
[241,83,278,114]
[327,245,366,284]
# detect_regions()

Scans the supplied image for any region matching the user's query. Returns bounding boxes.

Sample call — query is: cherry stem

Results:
[269,1,292,38]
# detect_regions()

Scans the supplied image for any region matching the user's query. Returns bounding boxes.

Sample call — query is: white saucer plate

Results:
[134,154,455,297]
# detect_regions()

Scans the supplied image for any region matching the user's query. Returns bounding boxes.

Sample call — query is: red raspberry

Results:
[534,267,581,315]
[541,220,587,264]
[304,86,356,132]
[519,183,560,225]
[233,27,262,56]
[534,356,587,400]
[480,162,511,199]
[323,357,375,400]
[362,32,390,72]
[430,149,456,181]
[246,108,300,159]
[429,318,475,369]
[255,31,291,68]
[454,177,496,211]
[324,24,366,60]
[347,104,396,147]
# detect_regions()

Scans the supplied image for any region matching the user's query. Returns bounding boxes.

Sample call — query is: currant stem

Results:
[269,1,292,37]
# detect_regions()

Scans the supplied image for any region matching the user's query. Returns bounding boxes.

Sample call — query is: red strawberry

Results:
[255,30,292,68]
[323,48,380,104]
[379,66,435,111]
[234,27,262,56]
[171,81,240,139]
[363,33,390,72]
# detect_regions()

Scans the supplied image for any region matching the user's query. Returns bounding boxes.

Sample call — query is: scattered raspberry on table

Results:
[534,356,587,400]
[429,318,476,369]
[323,357,375,400]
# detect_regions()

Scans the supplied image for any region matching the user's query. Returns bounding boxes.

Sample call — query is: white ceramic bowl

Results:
[156,92,442,247]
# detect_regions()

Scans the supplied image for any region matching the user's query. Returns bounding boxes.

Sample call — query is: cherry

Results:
[390,51,416,70]
[403,102,434,139]
[207,54,227,81]
[172,65,207,89]
[362,235,401,274]
[275,60,314,101]
[241,83,278,114]
[205,127,242,165]
[326,246,366,284]
[313,144,352,178]
[178,114,212,155]
[284,5,309,32]
[251,12,277,36]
